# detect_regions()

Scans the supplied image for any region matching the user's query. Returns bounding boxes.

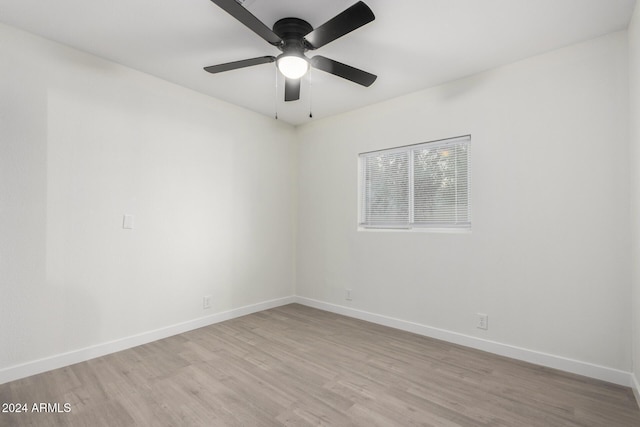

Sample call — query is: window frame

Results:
[358,135,471,231]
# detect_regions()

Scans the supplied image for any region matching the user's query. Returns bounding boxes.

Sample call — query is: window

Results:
[359,135,471,229]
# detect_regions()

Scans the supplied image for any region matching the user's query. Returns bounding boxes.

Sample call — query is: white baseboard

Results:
[633,372,640,409]
[295,296,633,387]
[0,296,296,385]
[3,295,635,392]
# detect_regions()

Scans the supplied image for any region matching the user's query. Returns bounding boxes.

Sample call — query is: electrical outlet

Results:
[346,289,353,301]
[203,295,212,309]
[477,313,488,330]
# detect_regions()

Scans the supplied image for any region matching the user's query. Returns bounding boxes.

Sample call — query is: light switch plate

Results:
[122,214,134,230]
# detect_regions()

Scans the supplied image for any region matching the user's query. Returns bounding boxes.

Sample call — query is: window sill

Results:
[357,227,472,234]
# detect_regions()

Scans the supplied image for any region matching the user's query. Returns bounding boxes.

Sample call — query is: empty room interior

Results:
[2,0,640,425]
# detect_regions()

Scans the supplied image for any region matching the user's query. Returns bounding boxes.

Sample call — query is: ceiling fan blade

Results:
[204,56,275,74]
[311,56,377,87]
[304,1,375,49]
[284,78,301,102]
[209,0,282,45]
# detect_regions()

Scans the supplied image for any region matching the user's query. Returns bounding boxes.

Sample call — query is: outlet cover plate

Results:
[477,313,488,330]
[203,295,212,309]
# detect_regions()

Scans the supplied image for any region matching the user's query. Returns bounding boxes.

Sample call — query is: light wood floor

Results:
[1,304,639,426]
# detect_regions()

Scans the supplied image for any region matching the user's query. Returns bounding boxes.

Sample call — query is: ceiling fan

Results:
[204,0,377,102]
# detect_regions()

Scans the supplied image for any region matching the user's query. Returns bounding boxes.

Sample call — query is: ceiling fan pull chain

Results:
[274,63,279,119]
[308,68,313,118]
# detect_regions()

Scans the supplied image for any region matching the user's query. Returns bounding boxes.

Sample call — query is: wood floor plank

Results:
[1,303,639,426]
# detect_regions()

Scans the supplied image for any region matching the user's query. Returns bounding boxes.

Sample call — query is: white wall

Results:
[0,23,297,374]
[296,31,631,372]
[629,1,640,401]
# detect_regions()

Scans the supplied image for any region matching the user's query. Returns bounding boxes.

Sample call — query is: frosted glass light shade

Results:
[277,55,309,79]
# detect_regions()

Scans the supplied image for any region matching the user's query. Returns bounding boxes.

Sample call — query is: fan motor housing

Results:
[273,18,313,53]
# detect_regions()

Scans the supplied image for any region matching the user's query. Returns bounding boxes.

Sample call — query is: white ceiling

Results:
[0,0,636,125]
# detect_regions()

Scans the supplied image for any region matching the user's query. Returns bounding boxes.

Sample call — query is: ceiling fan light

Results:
[277,55,309,79]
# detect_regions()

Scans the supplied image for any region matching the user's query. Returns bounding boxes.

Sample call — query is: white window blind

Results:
[361,150,410,227]
[359,135,471,229]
